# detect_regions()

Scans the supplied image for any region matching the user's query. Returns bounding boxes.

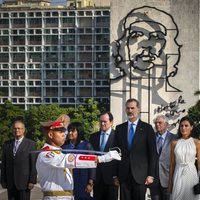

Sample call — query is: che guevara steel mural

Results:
[111,6,185,127]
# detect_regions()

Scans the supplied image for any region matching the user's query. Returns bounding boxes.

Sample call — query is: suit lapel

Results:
[104,130,114,151]
[122,122,128,148]
[10,139,15,157]
[162,132,172,151]
[132,120,142,147]
[15,137,25,155]
[97,131,101,151]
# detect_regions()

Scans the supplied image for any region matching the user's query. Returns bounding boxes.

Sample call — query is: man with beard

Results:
[113,98,157,200]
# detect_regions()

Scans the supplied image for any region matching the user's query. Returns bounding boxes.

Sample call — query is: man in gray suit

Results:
[149,115,176,200]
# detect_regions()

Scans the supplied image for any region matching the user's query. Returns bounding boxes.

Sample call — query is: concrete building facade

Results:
[0,0,110,109]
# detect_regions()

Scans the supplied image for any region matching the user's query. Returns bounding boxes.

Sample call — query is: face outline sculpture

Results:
[127,21,166,71]
[112,6,182,91]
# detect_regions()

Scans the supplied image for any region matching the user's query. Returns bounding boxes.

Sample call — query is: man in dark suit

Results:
[89,112,118,200]
[1,120,37,200]
[113,98,157,200]
[149,115,176,200]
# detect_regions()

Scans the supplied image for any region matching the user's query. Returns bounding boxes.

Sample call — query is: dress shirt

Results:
[128,119,139,134]
[100,128,111,151]
[13,137,24,155]
[156,131,167,146]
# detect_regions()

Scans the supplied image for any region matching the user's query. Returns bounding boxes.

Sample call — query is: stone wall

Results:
[110,0,200,132]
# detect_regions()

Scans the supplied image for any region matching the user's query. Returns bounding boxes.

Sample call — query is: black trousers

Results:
[149,180,170,200]
[7,185,30,200]
[120,174,146,200]
[93,177,118,200]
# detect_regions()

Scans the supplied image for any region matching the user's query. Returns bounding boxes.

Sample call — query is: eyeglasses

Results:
[13,128,24,130]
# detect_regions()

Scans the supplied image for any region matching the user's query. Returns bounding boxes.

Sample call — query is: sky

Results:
[0,0,68,5]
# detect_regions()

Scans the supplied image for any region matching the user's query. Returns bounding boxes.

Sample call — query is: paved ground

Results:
[0,184,43,200]
[0,184,151,200]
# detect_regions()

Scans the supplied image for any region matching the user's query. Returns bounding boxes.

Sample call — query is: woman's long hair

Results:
[177,116,197,139]
[67,122,85,145]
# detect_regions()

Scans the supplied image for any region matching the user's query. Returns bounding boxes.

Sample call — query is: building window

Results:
[36,12,42,17]
[95,70,109,79]
[63,70,75,79]
[28,36,42,45]
[19,12,25,17]
[28,71,41,79]
[29,18,42,28]
[0,53,9,62]
[45,35,58,45]
[95,87,109,97]
[0,87,8,96]
[12,87,25,96]
[29,88,41,96]
[78,87,92,97]
[0,19,9,28]
[46,70,58,79]
[45,18,58,27]
[62,87,75,97]
[0,36,9,45]
[12,19,25,28]
[78,70,92,79]
[46,88,58,96]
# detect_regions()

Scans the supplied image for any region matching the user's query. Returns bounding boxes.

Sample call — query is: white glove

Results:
[98,150,121,163]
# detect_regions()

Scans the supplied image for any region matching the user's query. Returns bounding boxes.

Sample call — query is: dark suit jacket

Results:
[89,129,117,184]
[114,120,157,184]
[1,137,37,190]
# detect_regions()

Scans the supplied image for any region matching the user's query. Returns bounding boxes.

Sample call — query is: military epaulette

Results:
[42,146,51,151]
[41,146,55,158]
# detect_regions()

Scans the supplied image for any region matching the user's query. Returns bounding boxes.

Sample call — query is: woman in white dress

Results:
[168,116,200,200]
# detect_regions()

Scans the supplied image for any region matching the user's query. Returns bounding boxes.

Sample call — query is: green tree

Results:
[188,91,200,138]
[0,99,102,156]
[0,100,25,145]
[25,99,101,148]
[67,99,100,139]
[25,104,69,148]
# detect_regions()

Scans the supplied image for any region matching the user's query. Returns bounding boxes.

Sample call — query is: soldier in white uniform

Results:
[36,114,121,200]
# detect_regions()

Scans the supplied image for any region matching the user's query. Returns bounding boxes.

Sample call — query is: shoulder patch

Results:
[45,151,55,158]
[68,154,75,162]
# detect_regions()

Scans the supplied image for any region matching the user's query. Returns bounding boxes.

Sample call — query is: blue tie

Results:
[128,123,135,150]
[157,135,163,155]
[100,133,106,151]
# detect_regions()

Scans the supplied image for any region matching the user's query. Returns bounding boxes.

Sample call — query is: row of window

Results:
[0,17,109,27]
[0,55,109,63]
[0,36,109,46]
[0,10,110,18]
[0,97,109,105]
[0,45,109,52]
[0,80,109,86]
[0,87,109,97]
[0,28,109,36]
[0,62,109,69]
[0,70,109,80]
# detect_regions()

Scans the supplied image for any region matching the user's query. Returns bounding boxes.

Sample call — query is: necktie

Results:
[128,123,135,150]
[157,136,163,155]
[100,133,106,151]
[13,140,20,156]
